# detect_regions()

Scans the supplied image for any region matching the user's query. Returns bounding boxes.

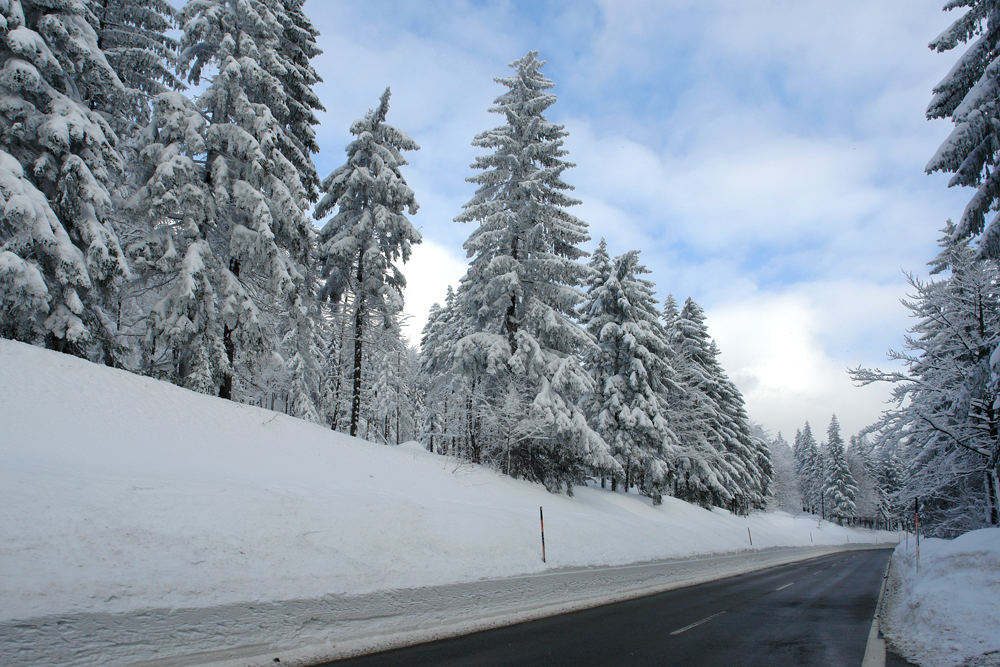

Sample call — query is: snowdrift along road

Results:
[0,340,894,665]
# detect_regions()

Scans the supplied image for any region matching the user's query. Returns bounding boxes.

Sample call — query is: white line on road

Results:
[669,610,727,636]
[775,582,794,591]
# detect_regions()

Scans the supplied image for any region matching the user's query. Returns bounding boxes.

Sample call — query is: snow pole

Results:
[539,506,546,563]
[914,497,920,572]
[747,527,753,547]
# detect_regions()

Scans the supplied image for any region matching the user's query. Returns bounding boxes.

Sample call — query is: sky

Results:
[293,0,969,443]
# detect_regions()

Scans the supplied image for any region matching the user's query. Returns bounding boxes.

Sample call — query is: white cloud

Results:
[708,281,910,441]
[399,239,468,345]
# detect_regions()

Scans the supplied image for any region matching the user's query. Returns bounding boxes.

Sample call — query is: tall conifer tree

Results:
[314,88,420,437]
[451,51,614,492]
[580,241,674,500]
[129,0,314,397]
[0,0,129,358]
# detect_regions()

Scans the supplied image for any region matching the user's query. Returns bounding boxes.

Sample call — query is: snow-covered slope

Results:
[0,339,889,625]
[883,527,1000,666]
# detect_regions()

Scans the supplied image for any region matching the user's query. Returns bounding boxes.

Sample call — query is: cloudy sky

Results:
[296,0,969,442]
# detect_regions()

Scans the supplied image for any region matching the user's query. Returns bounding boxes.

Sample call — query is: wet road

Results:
[323,548,893,666]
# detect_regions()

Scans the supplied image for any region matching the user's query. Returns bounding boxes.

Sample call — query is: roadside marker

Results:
[540,506,546,563]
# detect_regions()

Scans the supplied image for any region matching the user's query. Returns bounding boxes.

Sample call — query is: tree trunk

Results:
[987,465,999,526]
[504,237,519,353]
[329,297,348,430]
[350,252,365,437]
[220,257,240,400]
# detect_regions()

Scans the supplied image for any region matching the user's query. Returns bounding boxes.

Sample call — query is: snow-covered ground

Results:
[882,527,1000,667]
[0,340,894,664]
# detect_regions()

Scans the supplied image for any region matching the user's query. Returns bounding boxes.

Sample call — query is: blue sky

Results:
[290,1,968,440]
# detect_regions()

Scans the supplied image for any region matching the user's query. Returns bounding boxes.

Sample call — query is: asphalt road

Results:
[322,548,893,667]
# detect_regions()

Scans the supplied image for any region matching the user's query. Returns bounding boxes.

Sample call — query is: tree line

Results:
[0,2,772,509]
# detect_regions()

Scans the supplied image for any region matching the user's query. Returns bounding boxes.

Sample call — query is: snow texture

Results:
[882,527,1000,667]
[0,339,895,664]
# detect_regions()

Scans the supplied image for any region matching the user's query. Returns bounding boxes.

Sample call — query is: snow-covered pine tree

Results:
[580,241,675,501]
[364,308,417,445]
[822,415,858,523]
[765,432,803,513]
[128,0,314,398]
[852,223,1000,535]
[320,293,353,431]
[667,298,769,510]
[419,284,491,459]
[451,51,614,493]
[926,0,1000,257]
[793,423,823,514]
[711,339,772,512]
[272,0,323,202]
[664,299,734,508]
[92,0,182,129]
[314,88,420,438]
[283,295,324,423]
[0,0,130,359]
[847,434,880,523]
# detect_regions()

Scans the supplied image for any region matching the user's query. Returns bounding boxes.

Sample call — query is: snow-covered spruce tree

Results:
[128,0,314,398]
[822,415,858,523]
[793,423,824,514]
[0,0,130,359]
[272,0,323,203]
[852,224,1000,535]
[283,295,325,423]
[364,309,418,445]
[314,88,420,438]
[847,434,880,523]
[765,432,803,513]
[664,299,735,508]
[419,284,489,460]
[450,51,615,493]
[580,241,677,502]
[667,298,769,511]
[926,0,1000,257]
[712,340,772,512]
[92,0,182,130]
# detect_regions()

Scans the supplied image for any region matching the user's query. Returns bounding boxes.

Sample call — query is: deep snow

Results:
[0,339,894,664]
[883,527,1000,667]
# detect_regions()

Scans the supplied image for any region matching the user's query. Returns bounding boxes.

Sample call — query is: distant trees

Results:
[822,416,858,522]
[765,432,802,514]
[793,423,823,515]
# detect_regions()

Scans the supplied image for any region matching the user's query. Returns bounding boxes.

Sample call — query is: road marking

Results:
[669,610,727,636]
[775,582,794,591]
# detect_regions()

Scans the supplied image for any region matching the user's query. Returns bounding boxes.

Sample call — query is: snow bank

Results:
[883,527,1000,667]
[0,340,894,663]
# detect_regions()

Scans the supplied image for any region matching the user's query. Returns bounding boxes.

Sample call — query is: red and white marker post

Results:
[540,506,546,563]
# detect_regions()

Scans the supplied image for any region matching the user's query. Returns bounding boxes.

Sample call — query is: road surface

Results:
[322,548,893,666]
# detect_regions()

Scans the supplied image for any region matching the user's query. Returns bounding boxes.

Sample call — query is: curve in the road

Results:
[323,548,893,667]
